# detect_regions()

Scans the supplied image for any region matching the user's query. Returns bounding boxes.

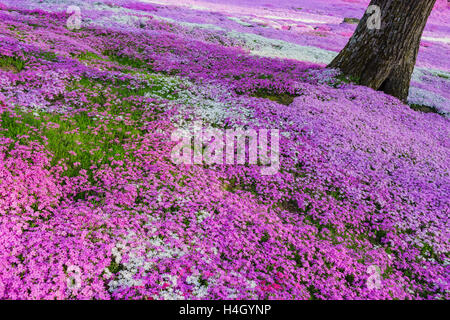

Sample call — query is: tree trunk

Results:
[328,0,436,102]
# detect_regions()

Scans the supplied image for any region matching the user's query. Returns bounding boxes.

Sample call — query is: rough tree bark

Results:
[328,0,437,102]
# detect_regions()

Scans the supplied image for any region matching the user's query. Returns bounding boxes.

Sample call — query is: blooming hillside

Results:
[0,0,448,300]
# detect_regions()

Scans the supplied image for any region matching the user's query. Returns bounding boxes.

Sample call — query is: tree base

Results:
[328,0,436,103]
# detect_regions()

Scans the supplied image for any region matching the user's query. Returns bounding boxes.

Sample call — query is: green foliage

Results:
[251,88,297,106]
[104,50,152,70]
[35,51,58,62]
[259,231,270,243]
[77,51,104,61]
[0,55,25,72]
[409,104,441,115]
[75,74,179,102]
[1,109,140,177]
[434,72,449,80]
[108,260,124,274]
[343,17,360,24]
[331,73,361,87]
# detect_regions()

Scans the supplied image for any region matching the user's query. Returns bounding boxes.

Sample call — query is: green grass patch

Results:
[409,104,441,115]
[251,88,298,106]
[343,17,360,24]
[328,73,361,88]
[77,51,104,61]
[103,50,153,71]
[0,55,25,72]
[34,50,58,62]
[1,109,141,178]
[434,72,449,80]
[74,73,179,103]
